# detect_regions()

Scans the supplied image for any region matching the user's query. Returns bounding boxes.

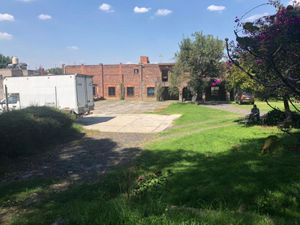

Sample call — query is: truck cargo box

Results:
[1,74,94,114]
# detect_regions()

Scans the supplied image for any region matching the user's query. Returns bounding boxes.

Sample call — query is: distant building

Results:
[0,68,26,99]
[0,57,42,99]
[64,56,177,101]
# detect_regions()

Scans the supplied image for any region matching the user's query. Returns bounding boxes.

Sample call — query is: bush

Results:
[0,106,78,158]
[292,112,300,129]
[263,109,300,128]
[263,109,286,126]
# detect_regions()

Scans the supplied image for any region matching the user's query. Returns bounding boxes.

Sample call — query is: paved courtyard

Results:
[78,100,180,133]
[78,113,181,133]
[93,100,174,114]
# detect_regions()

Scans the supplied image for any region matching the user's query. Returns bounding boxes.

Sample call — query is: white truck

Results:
[0,74,94,115]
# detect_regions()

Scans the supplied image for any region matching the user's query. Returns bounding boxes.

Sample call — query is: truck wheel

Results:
[70,110,78,118]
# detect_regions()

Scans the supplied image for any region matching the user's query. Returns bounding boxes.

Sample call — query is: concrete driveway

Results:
[78,101,180,134]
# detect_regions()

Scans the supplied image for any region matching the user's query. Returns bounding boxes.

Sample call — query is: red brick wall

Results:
[64,62,174,101]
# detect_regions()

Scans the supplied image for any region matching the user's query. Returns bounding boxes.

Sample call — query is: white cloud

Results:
[0,13,15,22]
[99,3,114,13]
[244,13,269,22]
[38,14,52,20]
[289,0,300,5]
[155,9,172,16]
[0,32,13,40]
[18,0,35,2]
[67,46,79,51]
[207,5,226,12]
[134,6,151,14]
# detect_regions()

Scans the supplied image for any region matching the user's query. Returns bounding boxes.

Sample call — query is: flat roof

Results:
[5,73,93,78]
[65,63,175,67]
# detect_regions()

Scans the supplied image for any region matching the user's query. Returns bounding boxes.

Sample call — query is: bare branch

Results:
[265,99,280,111]
[288,97,300,113]
[225,39,281,89]
[270,58,300,95]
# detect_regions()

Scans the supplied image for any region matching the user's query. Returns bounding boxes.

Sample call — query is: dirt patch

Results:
[0,132,154,184]
[0,131,155,224]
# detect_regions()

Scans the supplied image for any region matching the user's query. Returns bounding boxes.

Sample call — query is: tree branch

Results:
[265,99,280,111]
[270,58,300,96]
[225,39,280,89]
[288,97,300,113]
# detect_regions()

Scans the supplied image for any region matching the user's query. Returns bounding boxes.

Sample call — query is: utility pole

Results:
[5,85,9,112]
[55,86,58,108]
[140,64,144,101]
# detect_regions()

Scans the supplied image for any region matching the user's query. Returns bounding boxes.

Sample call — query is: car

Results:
[235,92,255,104]
[0,95,20,112]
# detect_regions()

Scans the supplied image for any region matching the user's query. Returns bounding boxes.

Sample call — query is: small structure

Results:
[0,57,43,99]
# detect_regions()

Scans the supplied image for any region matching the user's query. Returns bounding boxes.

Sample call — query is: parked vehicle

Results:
[0,94,20,112]
[235,92,255,104]
[1,74,94,114]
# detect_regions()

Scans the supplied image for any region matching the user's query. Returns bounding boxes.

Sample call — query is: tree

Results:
[47,67,63,75]
[226,1,300,123]
[225,60,264,97]
[0,54,11,69]
[172,32,224,100]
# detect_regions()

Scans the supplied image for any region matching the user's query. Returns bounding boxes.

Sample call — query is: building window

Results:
[108,87,116,96]
[93,85,97,96]
[147,87,155,97]
[134,69,139,74]
[127,87,134,96]
[162,69,169,82]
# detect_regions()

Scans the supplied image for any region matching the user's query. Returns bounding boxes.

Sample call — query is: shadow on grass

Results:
[233,116,269,128]
[1,133,300,225]
[140,136,300,207]
[198,101,232,105]
[76,116,115,126]
[233,117,255,127]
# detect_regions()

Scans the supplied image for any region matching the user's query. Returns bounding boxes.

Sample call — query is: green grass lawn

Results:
[1,103,300,225]
[233,100,300,113]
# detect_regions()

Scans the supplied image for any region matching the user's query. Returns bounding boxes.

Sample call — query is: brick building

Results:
[64,56,176,101]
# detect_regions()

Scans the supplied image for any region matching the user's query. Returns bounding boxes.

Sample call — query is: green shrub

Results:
[292,112,300,129]
[262,109,300,128]
[132,171,169,198]
[0,106,77,158]
[263,109,286,126]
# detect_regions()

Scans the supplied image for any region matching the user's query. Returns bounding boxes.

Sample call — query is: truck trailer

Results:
[1,74,94,114]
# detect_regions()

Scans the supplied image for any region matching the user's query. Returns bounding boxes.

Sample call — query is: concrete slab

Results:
[78,114,181,134]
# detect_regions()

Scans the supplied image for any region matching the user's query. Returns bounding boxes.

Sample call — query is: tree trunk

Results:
[283,95,292,123]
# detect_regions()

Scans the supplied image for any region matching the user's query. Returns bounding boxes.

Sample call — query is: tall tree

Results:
[225,60,264,97]
[226,1,300,121]
[172,32,224,100]
[47,67,63,75]
[0,54,11,69]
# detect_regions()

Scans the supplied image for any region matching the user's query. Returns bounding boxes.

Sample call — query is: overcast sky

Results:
[0,0,295,69]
